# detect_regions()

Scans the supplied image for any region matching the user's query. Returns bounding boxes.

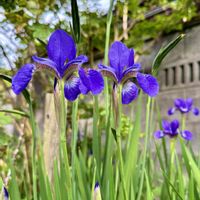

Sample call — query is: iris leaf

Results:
[152,34,184,77]
[0,109,29,118]
[71,0,80,42]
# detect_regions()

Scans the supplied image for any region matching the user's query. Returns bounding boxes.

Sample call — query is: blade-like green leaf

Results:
[71,0,80,42]
[189,171,194,200]
[124,93,142,195]
[183,143,200,188]
[152,34,184,76]
[8,158,21,200]
[145,170,153,200]
[0,109,29,118]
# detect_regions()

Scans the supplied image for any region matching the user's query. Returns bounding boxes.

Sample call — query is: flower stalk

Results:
[58,80,72,200]
[29,101,37,200]
[113,85,127,200]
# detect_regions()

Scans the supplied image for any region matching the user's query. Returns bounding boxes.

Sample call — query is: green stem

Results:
[181,114,186,130]
[71,100,79,199]
[29,102,37,200]
[137,97,151,200]
[169,139,176,197]
[104,0,114,124]
[114,86,127,200]
[93,96,101,179]
[59,80,72,200]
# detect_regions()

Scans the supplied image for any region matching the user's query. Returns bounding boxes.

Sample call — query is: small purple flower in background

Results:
[168,98,199,116]
[98,41,159,104]
[93,182,102,200]
[154,119,192,141]
[12,29,104,101]
[3,187,9,200]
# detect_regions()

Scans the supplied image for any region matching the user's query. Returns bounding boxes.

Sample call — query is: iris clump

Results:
[154,119,192,140]
[168,98,199,116]
[12,29,104,101]
[98,41,159,104]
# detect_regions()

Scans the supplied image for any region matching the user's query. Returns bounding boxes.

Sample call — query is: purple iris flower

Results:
[12,29,104,101]
[154,119,192,141]
[98,41,159,104]
[168,98,199,116]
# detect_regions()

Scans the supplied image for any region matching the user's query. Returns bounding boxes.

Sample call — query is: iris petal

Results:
[32,55,60,78]
[170,119,179,133]
[62,55,88,78]
[88,69,104,95]
[64,77,80,101]
[154,130,165,139]
[108,41,130,80]
[47,29,76,70]
[168,107,176,115]
[162,120,171,132]
[193,107,199,116]
[136,72,159,97]
[186,98,193,109]
[79,68,104,95]
[174,98,187,112]
[122,81,138,104]
[181,130,193,140]
[122,63,141,77]
[65,55,88,68]
[12,64,35,95]
[128,48,134,67]
[78,68,90,91]
[98,64,118,83]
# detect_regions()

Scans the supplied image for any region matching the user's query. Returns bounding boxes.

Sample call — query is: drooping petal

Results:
[128,48,134,67]
[64,77,80,101]
[154,130,165,139]
[108,41,130,80]
[88,69,104,95]
[181,130,193,140]
[168,107,176,115]
[47,29,76,69]
[122,81,138,104]
[12,64,35,95]
[136,72,159,97]
[193,107,199,116]
[98,64,118,83]
[62,55,88,78]
[32,55,60,78]
[170,119,179,134]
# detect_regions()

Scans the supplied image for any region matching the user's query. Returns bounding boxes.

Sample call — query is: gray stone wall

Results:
[140,25,200,147]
